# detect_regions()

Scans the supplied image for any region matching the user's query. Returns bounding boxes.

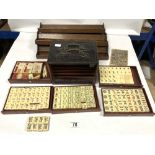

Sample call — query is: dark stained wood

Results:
[47,40,98,84]
[98,47,108,54]
[98,53,109,60]
[0,19,7,28]
[36,39,108,46]
[39,24,105,34]
[35,23,109,60]
[36,46,109,60]
[38,45,108,53]
[38,33,106,41]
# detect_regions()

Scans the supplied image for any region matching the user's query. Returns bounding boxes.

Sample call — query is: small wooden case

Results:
[98,66,142,87]
[1,85,100,114]
[8,61,52,84]
[101,87,154,116]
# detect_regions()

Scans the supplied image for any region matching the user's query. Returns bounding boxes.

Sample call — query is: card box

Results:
[101,87,154,116]
[2,85,100,114]
[99,66,142,87]
[8,61,52,84]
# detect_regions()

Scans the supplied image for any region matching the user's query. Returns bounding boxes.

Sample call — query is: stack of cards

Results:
[110,49,128,66]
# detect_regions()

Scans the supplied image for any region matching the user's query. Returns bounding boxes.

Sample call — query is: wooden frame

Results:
[101,87,154,116]
[2,86,54,114]
[51,85,100,114]
[98,66,142,87]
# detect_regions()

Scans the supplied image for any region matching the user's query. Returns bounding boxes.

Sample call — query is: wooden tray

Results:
[36,39,108,47]
[101,87,154,116]
[1,85,100,114]
[51,85,100,114]
[38,23,105,34]
[8,61,52,84]
[2,86,54,114]
[98,66,142,87]
[36,45,108,60]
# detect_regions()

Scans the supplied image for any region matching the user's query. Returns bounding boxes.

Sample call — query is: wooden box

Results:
[35,23,109,60]
[48,40,98,84]
[1,85,100,114]
[101,87,154,116]
[99,65,154,116]
[8,61,52,84]
[2,86,53,114]
[98,66,142,87]
[52,85,100,113]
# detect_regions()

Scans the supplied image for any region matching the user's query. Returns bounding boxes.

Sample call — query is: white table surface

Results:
[0,32,155,155]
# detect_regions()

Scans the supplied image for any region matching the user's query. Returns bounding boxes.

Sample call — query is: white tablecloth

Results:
[0,32,155,155]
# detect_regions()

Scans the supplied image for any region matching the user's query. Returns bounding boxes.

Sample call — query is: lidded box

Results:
[48,40,98,84]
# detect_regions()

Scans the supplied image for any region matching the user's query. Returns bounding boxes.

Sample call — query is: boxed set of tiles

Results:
[99,65,154,116]
[47,40,98,84]
[2,85,100,114]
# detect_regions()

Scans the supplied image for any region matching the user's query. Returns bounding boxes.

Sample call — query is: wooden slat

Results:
[99,53,109,60]
[39,24,105,34]
[98,47,108,54]
[36,23,108,60]
[38,46,49,51]
[36,39,108,46]
[38,46,108,54]
[38,33,106,41]
[36,51,109,60]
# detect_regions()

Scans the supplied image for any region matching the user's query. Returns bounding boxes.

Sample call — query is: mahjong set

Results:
[1,24,154,116]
